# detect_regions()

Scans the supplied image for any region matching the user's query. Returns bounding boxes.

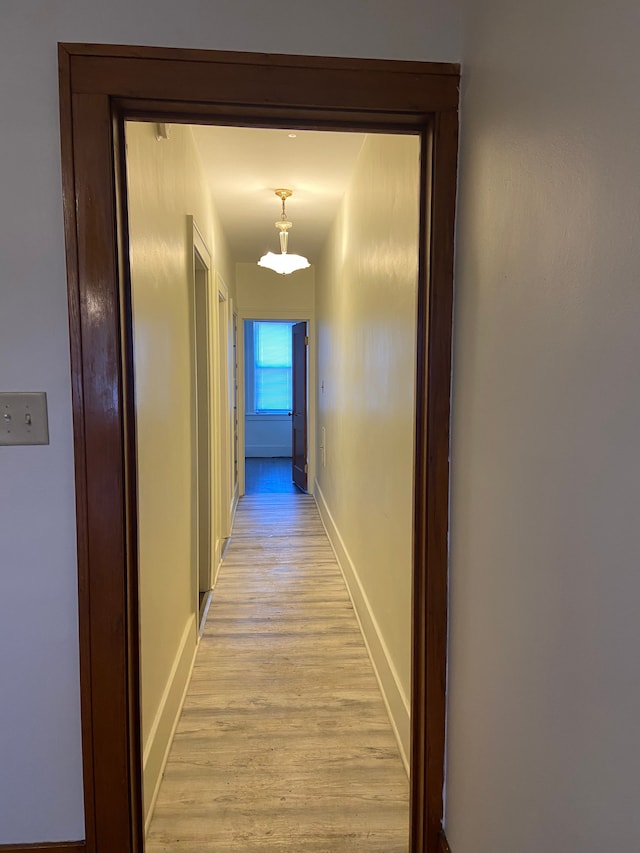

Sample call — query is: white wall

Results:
[315,134,420,765]
[126,121,236,822]
[245,415,291,457]
[236,263,315,319]
[446,1,640,850]
[7,0,640,848]
[0,5,459,841]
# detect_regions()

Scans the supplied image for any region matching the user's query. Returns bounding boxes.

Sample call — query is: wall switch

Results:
[0,392,49,446]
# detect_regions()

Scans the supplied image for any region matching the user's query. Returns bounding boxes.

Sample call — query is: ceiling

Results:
[190,125,367,263]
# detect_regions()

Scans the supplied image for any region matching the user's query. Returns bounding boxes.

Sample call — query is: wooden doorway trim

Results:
[58,43,459,853]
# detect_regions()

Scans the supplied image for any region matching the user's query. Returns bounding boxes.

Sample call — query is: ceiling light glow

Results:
[257,189,310,275]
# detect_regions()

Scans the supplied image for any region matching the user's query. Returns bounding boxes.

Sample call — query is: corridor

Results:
[145,493,409,852]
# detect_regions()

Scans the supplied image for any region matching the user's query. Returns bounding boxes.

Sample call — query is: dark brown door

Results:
[292,321,308,491]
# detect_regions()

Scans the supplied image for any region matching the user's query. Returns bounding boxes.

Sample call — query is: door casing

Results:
[190,218,213,618]
[58,43,459,853]
[238,313,313,497]
[291,320,308,492]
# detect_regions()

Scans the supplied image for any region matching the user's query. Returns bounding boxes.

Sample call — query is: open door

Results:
[292,321,308,492]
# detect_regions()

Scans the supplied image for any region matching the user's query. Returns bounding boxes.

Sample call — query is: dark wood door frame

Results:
[58,43,459,853]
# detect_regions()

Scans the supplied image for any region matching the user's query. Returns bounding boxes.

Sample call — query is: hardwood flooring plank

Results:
[145,493,408,852]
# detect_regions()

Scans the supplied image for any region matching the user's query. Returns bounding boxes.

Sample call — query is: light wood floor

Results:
[145,494,409,852]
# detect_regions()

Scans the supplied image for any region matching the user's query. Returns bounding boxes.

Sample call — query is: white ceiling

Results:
[190,125,367,263]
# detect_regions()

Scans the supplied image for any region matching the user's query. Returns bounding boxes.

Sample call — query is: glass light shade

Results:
[257,252,310,275]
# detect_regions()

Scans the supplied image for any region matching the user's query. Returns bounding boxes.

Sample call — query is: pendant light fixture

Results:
[258,189,310,275]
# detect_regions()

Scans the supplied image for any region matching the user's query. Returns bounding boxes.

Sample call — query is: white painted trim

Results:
[191,216,212,265]
[217,270,230,301]
[314,481,410,774]
[230,480,239,529]
[237,316,246,496]
[198,589,213,636]
[215,273,234,542]
[143,614,198,831]
[188,215,215,598]
[231,304,240,502]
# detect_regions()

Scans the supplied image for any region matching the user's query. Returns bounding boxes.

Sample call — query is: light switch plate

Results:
[0,392,49,446]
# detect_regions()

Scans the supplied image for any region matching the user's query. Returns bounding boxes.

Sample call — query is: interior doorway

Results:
[242,319,308,495]
[192,228,213,624]
[216,281,233,552]
[59,44,459,853]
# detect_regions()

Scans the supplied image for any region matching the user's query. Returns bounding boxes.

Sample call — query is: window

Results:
[245,320,295,413]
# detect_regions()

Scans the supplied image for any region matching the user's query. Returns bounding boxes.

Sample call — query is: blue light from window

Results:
[254,322,293,412]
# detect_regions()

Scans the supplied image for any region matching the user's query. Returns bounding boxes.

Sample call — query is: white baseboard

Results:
[230,482,239,528]
[214,532,228,587]
[245,446,291,456]
[199,588,213,635]
[314,481,410,774]
[214,536,222,574]
[143,614,198,831]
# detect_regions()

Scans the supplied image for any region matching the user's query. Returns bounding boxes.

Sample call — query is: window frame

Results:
[245,319,295,415]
